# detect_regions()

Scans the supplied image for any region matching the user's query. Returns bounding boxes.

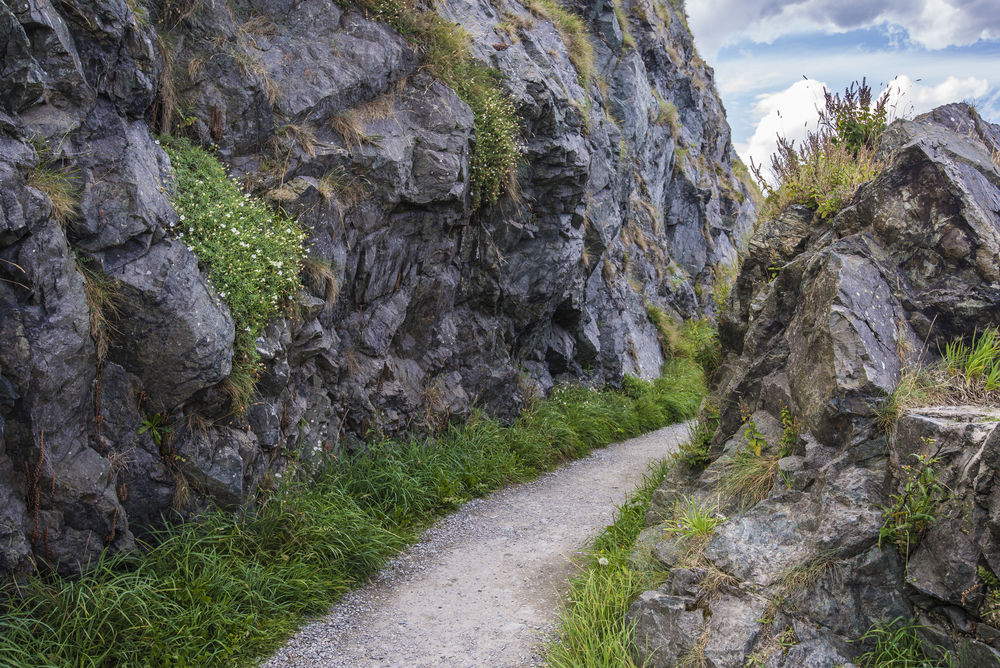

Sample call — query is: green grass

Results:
[355,0,520,209]
[524,0,596,85]
[673,401,717,470]
[855,619,955,667]
[646,305,720,379]
[160,136,305,407]
[545,458,676,668]
[667,495,721,538]
[0,349,709,668]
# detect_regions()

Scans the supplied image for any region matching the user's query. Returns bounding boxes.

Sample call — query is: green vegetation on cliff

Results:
[355,0,521,208]
[160,136,305,403]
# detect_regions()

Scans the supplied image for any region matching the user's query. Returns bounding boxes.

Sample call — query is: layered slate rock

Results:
[630,103,1000,665]
[0,0,752,576]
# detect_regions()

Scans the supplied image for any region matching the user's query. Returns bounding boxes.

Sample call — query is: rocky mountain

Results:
[0,0,751,576]
[628,104,1000,665]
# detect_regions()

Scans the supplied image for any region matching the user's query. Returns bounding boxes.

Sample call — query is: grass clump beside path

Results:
[0,344,709,668]
[545,457,675,668]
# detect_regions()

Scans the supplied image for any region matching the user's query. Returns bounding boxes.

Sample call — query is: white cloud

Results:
[738,79,827,184]
[884,75,991,115]
[689,0,1000,58]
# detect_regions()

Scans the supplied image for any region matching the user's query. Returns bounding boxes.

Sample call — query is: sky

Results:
[686,0,1000,181]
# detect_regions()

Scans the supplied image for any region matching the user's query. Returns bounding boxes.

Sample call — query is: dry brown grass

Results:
[677,628,710,668]
[276,123,317,158]
[29,164,80,227]
[170,469,190,511]
[503,10,535,31]
[107,447,134,478]
[185,412,212,437]
[317,167,370,210]
[302,256,341,306]
[777,550,843,602]
[354,91,399,124]
[330,111,371,152]
[78,260,123,362]
[343,347,362,377]
[603,257,617,282]
[227,43,278,105]
[186,56,204,80]
[239,14,278,39]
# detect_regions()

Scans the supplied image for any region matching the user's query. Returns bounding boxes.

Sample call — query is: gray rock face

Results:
[625,588,704,668]
[109,240,235,412]
[635,103,1000,665]
[0,0,749,576]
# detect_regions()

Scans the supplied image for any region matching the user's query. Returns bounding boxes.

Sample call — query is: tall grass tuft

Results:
[855,619,955,667]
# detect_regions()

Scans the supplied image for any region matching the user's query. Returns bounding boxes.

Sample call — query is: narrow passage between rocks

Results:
[263,422,690,668]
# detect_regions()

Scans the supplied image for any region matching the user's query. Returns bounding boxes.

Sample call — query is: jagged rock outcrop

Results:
[629,103,1000,666]
[0,0,750,576]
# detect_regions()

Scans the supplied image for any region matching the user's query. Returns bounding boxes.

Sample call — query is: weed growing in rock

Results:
[817,78,890,157]
[719,448,780,509]
[138,412,171,449]
[979,566,1000,626]
[524,0,595,85]
[879,450,943,557]
[611,0,636,50]
[752,79,888,222]
[160,135,305,404]
[875,328,1000,434]
[28,163,80,227]
[76,256,123,363]
[776,550,842,602]
[854,619,956,667]
[653,91,680,136]
[668,496,721,538]
[740,403,768,457]
[942,326,1000,399]
[718,402,796,508]
[778,405,800,457]
[873,368,942,435]
[301,256,341,306]
[355,0,521,209]
[754,132,882,221]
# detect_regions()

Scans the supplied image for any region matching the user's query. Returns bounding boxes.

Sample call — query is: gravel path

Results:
[262,422,691,668]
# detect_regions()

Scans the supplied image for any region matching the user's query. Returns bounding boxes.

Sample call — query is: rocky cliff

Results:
[0,0,750,576]
[628,104,1000,666]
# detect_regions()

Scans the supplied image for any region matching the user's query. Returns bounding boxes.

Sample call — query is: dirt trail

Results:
[262,423,690,668]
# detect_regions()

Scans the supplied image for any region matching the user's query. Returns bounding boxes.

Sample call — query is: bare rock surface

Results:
[261,422,690,668]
